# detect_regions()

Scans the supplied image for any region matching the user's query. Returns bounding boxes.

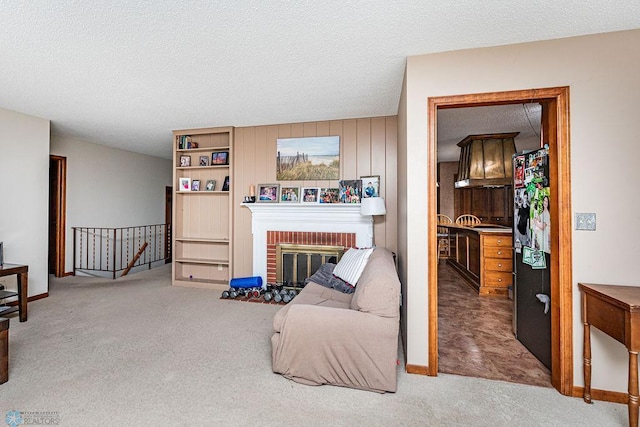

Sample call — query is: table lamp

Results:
[361,197,386,245]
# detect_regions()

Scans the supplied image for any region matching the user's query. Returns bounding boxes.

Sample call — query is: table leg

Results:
[630,351,639,427]
[583,294,592,404]
[17,271,28,322]
[0,320,8,384]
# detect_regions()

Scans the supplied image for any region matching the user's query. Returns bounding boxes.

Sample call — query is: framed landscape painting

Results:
[276,136,339,181]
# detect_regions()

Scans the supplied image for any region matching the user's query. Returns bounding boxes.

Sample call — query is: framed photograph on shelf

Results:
[205,180,216,191]
[191,179,201,191]
[179,155,191,167]
[212,151,229,165]
[178,177,191,192]
[319,188,340,204]
[221,176,230,191]
[257,184,280,203]
[280,186,300,203]
[199,155,210,167]
[338,180,362,204]
[361,175,380,198]
[301,187,320,203]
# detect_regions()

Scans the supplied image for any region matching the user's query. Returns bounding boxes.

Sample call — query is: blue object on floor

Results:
[230,276,263,289]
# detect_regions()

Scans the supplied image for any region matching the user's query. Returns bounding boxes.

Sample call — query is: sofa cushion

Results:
[350,247,400,318]
[333,247,374,286]
[273,282,352,332]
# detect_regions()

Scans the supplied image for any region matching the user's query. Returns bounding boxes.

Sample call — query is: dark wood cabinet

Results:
[454,186,513,226]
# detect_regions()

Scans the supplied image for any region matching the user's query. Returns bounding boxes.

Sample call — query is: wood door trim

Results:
[427,87,573,395]
[50,155,67,277]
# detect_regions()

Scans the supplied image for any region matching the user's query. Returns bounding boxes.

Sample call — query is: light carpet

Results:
[0,264,626,426]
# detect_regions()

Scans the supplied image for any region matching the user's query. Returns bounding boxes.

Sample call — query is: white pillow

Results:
[333,247,375,286]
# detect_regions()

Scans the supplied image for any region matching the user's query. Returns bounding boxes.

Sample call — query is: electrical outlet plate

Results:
[575,213,596,231]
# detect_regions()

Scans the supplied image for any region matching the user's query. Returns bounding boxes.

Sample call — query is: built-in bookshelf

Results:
[172,127,233,290]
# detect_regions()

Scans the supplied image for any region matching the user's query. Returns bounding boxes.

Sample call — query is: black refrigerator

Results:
[512,148,551,369]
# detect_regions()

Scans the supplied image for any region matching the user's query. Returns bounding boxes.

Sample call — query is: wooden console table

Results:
[579,282,640,427]
[0,263,28,322]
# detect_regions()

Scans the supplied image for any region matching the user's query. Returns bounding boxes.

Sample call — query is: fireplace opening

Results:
[276,244,344,289]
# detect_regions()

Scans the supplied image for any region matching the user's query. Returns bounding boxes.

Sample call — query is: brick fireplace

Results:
[267,231,355,284]
[243,204,374,285]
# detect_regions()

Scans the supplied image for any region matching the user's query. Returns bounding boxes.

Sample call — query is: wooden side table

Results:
[579,283,640,427]
[0,263,28,322]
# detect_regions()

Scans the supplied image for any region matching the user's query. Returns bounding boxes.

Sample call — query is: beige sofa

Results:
[271,247,400,393]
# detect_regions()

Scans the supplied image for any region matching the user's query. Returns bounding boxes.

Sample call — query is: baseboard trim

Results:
[572,386,628,404]
[5,292,48,306]
[29,292,48,302]
[63,271,74,277]
[406,364,430,375]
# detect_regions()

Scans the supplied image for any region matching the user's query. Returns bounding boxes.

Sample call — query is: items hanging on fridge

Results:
[513,148,550,262]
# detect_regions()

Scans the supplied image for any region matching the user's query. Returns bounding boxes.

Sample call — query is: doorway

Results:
[49,155,67,277]
[427,87,573,395]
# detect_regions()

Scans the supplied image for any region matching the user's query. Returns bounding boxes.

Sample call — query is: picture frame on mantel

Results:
[257,183,279,203]
[319,188,340,204]
[361,175,380,198]
[301,187,320,203]
[338,180,362,204]
[280,186,300,203]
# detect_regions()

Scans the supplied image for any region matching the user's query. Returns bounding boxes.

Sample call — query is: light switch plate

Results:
[575,213,596,231]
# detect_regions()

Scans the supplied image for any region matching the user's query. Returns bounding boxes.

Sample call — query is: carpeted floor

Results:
[0,264,627,426]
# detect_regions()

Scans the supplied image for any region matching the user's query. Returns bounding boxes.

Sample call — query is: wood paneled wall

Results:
[233,116,398,277]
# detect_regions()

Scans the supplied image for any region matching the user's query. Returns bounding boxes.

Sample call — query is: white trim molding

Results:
[242,203,374,284]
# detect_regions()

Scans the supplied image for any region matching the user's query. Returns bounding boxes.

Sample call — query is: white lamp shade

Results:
[361,197,386,216]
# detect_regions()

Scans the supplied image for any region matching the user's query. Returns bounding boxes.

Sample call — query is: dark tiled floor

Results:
[438,262,552,387]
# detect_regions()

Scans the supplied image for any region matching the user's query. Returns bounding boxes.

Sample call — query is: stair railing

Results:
[72,224,169,278]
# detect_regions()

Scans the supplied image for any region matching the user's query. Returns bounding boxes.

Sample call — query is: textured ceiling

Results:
[1,2,638,159]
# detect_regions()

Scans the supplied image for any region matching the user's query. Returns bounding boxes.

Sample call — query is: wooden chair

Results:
[455,214,481,227]
[437,214,453,262]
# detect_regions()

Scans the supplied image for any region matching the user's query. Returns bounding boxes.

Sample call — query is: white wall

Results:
[50,136,173,273]
[401,29,640,392]
[0,108,50,297]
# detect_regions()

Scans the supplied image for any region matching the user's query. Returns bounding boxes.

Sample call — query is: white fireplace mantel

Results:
[242,203,374,283]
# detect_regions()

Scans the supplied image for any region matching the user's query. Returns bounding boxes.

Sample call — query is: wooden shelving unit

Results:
[172,127,233,290]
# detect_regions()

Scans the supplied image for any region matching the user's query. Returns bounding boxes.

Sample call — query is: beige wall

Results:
[232,117,398,278]
[0,107,50,297]
[400,29,640,392]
